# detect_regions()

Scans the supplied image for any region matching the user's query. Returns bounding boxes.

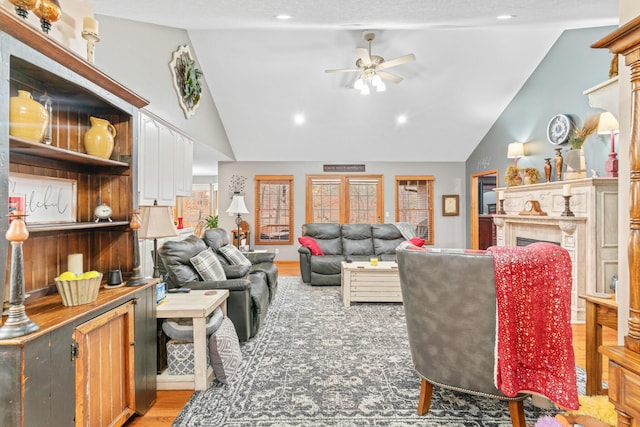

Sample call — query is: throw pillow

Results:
[209,317,242,384]
[190,248,227,281]
[219,244,252,267]
[298,236,324,255]
[409,237,425,247]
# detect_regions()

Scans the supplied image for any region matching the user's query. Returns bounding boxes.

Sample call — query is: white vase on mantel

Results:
[564,148,587,180]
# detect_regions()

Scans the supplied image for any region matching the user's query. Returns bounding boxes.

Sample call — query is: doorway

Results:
[470,169,498,250]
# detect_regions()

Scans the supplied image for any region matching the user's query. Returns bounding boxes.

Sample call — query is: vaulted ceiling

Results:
[92,0,618,175]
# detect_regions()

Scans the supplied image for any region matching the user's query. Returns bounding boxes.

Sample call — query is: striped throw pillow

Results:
[219,244,252,267]
[190,248,227,281]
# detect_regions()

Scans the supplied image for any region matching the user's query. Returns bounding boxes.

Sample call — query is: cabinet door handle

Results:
[130,341,136,346]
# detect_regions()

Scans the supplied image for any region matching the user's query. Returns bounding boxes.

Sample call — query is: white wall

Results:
[0,0,91,57]
[218,161,467,261]
[93,15,234,162]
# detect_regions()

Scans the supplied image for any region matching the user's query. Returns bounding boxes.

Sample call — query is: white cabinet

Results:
[158,124,177,204]
[175,134,193,197]
[139,111,193,206]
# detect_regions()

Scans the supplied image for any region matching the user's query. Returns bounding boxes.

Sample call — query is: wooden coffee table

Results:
[341,261,402,307]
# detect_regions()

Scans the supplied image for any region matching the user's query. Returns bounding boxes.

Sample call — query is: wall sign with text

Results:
[9,173,77,224]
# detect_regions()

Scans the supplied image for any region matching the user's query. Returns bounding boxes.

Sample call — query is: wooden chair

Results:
[232,220,250,248]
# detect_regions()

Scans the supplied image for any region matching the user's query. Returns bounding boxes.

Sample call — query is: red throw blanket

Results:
[487,243,579,410]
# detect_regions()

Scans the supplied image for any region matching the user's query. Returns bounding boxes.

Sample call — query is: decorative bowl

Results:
[55,274,102,306]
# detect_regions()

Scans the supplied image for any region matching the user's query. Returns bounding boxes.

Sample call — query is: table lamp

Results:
[507,142,525,166]
[226,192,249,249]
[139,201,178,278]
[597,111,619,177]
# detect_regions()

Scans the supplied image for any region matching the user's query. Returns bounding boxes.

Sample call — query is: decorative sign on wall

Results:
[9,173,77,224]
[169,45,203,119]
[323,164,366,172]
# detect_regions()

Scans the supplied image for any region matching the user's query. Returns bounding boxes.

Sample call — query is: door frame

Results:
[470,169,498,249]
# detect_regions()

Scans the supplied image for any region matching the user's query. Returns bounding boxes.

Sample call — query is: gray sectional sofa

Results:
[298,223,411,285]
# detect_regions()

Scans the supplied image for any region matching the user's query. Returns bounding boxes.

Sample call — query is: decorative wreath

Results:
[169,45,203,119]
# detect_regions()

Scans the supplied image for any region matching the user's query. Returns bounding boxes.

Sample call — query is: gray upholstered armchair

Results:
[397,242,578,427]
[396,246,528,427]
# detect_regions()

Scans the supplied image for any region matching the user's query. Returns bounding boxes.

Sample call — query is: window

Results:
[255,175,293,244]
[395,176,434,245]
[306,175,383,224]
[174,184,217,229]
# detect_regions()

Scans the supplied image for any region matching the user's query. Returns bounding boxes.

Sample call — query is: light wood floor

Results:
[124,261,619,426]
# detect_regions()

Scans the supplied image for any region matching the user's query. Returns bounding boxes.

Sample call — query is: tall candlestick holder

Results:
[561,195,574,217]
[0,215,39,339]
[498,199,506,215]
[126,210,147,287]
[81,30,100,64]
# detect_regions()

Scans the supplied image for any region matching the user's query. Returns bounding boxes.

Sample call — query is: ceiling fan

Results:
[325,32,416,94]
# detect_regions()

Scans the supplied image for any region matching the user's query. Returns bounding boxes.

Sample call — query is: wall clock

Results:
[169,45,203,119]
[547,114,572,145]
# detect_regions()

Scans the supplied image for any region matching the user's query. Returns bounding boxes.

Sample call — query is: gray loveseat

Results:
[298,223,410,286]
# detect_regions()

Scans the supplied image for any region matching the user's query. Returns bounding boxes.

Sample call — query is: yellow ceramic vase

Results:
[84,116,116,159]
[9,90,49,142]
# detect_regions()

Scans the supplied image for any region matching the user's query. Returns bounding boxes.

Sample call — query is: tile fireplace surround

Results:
[493,178,618,322]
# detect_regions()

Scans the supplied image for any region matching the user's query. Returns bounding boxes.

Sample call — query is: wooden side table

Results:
[580,294,618,395]
[156,289,229,390]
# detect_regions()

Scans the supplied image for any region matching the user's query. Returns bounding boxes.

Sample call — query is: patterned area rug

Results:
[174,277,582,426]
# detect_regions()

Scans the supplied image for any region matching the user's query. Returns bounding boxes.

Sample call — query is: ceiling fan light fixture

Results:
[376,80,386,92]
[371,74,382,87]
[354,78,364,90]
[360,84,370,95]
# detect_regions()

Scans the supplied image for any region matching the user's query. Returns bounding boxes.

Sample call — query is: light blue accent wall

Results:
[465,26,617,245]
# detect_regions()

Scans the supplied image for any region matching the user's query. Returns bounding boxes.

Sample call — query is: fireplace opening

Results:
[516,237,561,247]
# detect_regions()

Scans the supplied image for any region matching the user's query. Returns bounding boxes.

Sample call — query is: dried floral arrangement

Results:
[569,114,599,150]
[523,167,541,184]
[504,164,522,187]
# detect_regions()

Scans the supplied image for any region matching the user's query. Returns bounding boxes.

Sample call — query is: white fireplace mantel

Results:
[493,178,618,322]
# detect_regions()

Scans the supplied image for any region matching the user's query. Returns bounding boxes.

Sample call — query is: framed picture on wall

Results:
[442,195,459,216]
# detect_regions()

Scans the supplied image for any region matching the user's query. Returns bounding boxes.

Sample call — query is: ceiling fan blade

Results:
[377,70,403,84]
[378,53,416,69]
[356,47,372,66]
[325,68,360,73]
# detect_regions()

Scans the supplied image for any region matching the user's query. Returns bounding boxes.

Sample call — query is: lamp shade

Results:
[138,205,178,239]
[597,112,619,134]
[226,193,249,214]
[507,142,525,159]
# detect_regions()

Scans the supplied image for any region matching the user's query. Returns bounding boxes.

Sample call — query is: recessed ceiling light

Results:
[275,14,293,21]
[294,113,305,125]
[496,14,516,20]
[397,115,408,125]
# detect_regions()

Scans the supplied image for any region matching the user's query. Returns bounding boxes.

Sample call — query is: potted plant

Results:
[204,214,218,229]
